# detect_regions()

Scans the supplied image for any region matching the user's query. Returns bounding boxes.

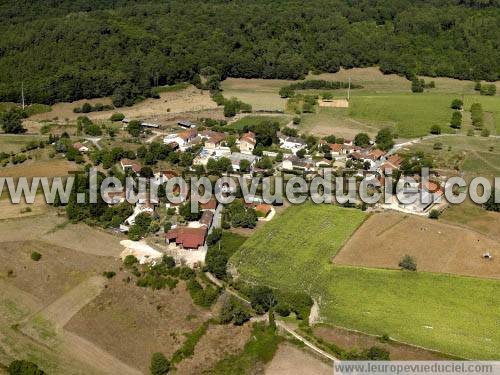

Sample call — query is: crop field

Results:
[231,204,500,359]
[231,203,367,290]
[334,212,500,279]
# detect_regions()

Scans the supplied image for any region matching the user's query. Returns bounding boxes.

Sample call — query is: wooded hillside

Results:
[0,0,499,104]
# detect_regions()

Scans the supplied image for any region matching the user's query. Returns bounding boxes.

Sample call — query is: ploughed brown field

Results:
[334,211,500,279]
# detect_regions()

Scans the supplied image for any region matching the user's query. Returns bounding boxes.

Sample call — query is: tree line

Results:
[0,0,499,105]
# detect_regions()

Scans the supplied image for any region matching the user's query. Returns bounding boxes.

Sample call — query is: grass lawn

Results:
[231,204,500,359]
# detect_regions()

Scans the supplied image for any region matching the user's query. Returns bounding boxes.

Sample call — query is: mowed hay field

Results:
[334,212,500,279]
[303,92,500,139]
[231,204,500,359]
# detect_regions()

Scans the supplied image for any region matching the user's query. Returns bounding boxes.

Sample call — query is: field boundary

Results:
[313,322,467,360]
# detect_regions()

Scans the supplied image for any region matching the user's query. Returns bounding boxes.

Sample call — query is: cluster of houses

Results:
[99,118,445,262]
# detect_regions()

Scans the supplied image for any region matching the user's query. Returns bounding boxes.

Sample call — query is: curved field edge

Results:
[230,204,500,360]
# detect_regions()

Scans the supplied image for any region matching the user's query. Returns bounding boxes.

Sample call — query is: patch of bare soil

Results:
[41,223,125,257]
[65,275,212,374]
[175,323,252,375]
[0,241,115,304]
[265,343,332,375]
[334,211,500,279]
[314,326,447,360]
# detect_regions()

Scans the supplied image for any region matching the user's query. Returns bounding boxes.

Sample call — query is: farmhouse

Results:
[230,152,257,172]
[396,178,444,213]
[200,130,226,149]
[281,155,316,172]
[165,227,207,250]
[239,131,257,154]
[163,129,198,151]
[279,135,307,155]
[73,142,89,153]
[120,158,141,174]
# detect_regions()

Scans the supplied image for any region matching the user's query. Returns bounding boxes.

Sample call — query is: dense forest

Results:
[0,0,499,104]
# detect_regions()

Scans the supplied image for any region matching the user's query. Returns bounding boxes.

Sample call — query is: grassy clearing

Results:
[152,82,190,94]
[231,204,500,359]
[0,135,48,154]
[226,115,289,132]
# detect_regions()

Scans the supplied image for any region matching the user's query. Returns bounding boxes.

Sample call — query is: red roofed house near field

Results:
[165,227,207,250]
[120,158,141,174]
[239,131,257,154]
[73,142,89,153]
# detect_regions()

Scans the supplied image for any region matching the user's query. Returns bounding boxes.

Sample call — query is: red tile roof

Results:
[255,204,271,216]
[178,129,198,141]
[330,143,343,152]
[200,211,214,227]
[240,132,256,145]
[200,197,217,210]
[121,158,141,173]
[387,154,403,168]
[368,149,386,161]
[165,227,207,249]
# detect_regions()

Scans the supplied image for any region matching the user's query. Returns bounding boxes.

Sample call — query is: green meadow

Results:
[231,204,500,359]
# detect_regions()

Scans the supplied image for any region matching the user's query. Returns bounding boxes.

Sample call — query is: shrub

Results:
[430,125,441,135]
[123,255,138,267]
[433,142,443,150]
[8,360,45,375]
[399,255,417,271]
[364,346,390,360]
[30,251,42,261]
[110,113,125,121]
[481,128,490,137]
[450,99,463,109]
[102,271,116,279]
[429,209,440,219]
[275,302,291,317]
[150,352,170,375]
